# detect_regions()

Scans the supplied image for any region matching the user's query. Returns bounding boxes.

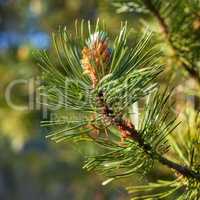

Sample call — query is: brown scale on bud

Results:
[81,32,111,87]
[117,119,135,143]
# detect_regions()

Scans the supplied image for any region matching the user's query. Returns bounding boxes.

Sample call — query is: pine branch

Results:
[143,0,200,85]
[143,0,169,37]
[113,0,200,85]
[40,20,200,198]
[98,90,200,181]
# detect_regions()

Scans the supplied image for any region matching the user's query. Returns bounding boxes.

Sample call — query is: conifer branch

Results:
[98,91,200,181]
[143,0,200,85]
[40,20,200,198]
[143,0,169,37]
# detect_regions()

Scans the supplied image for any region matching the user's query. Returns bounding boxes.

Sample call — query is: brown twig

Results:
[143,0,200,85]
[143,0,169,37]
[98,91,200,181]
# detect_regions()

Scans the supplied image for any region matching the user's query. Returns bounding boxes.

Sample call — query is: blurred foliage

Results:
[0,0,129,199]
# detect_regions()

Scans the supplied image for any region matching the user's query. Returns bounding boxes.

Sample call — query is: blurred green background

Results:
[0,0,198,200]
[0,1,130,199]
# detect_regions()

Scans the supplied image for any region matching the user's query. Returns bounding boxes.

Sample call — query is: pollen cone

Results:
[81,32,111,87]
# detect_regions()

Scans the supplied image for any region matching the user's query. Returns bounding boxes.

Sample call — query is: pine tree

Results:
[38,16,200,200]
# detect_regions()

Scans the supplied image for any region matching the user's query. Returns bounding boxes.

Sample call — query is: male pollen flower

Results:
[81,31,111,87]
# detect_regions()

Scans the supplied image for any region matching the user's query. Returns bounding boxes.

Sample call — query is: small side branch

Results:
[143,0,200,85]
[98,92,200,181]
[143,0,169,37]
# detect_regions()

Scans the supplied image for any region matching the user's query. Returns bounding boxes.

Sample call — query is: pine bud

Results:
[81,32,111,87]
